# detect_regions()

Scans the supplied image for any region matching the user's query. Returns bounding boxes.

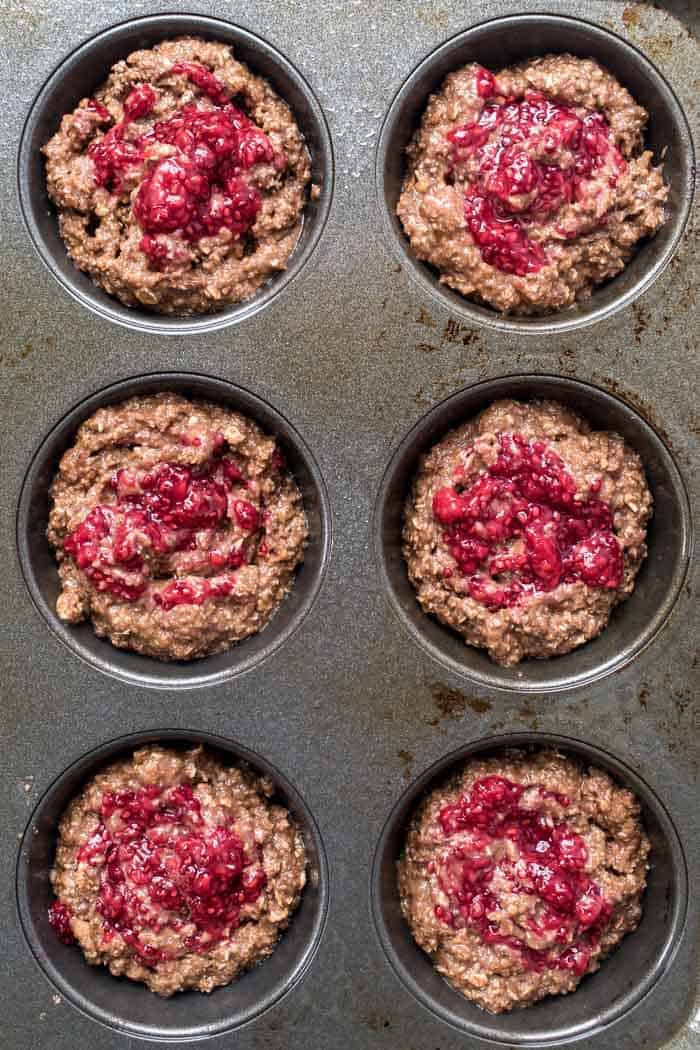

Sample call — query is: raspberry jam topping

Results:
[50,782,266,965]
[62,438,269,607]
[435,775,612,975]
[87,84,158,192]
[169,61,231,106]
[432,432,623,609]
[86,63,280,263]
[48,901,75,944]
[447,83,627,274]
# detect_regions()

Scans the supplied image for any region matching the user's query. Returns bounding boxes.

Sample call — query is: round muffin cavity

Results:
[42,37,311,314]
[398,748,650,1013]
[48,745,307,996]
[47,392,308,661]
[397,54,668,314]
[403,399,652,666]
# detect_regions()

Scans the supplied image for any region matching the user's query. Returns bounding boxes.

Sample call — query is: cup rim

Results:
[372,372,693,694]
[369,730,689,1046]
[17,12,335,335]
[16,371,333,689]
[16,727,331,1042]
[374,11,696,335]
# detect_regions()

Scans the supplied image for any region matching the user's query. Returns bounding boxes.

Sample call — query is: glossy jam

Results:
[62,436,267,606]
[447,77,627,274]
[432,432,623,609]
[86,63,280,264]
[51,782,267,965]
[435,775,612,975]
[48,900,75,944]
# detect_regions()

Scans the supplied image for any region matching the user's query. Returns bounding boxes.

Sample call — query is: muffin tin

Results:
[17,372,332,689]
[376,13,695,335]
[4,3,699,1050]
[17,14,334,335]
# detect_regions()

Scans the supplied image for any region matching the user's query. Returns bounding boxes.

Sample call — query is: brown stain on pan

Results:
[430,683,492,723]
[397,749,415,779]
[622,5,642,29]
[0,335,57,380]
[619,3,698,54]
[414,314,483,361]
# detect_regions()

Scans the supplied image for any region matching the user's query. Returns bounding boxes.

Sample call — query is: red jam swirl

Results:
[48,900,75,944]
[49,782,267,966]
[435,775,612,976]
[62,438,269,607]
[446,71,627,275]
[86,63,281,265]
[432,432,623,609]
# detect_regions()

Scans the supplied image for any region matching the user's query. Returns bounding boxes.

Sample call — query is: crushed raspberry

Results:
[48,901,75,944]
[88,124,145,192]
[465,192,547,276]
[169,61,230,106]
[474,66,496,99]
[133,104,268,242]
[56,781,266,966]
[154,574,236,611]
[63,446,263,605]
[433,431,623,608]
[233,499,261,531]
[435,775,612,976]
[86,98,111,122]
[87,61,279,261]
[123,83,157,121]
[447,87,627,275]
[139,233,170,269]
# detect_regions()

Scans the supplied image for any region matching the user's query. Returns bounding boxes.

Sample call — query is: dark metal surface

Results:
[2,2,698,1050]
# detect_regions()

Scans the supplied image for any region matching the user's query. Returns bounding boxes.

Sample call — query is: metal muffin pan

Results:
[3,3,698,1050]
[371,732,688,1046]
[16,371,332,689]
[17,13,334,336]
[373,373,692,694]
[376,12,696,335]
[16,729,329,1042]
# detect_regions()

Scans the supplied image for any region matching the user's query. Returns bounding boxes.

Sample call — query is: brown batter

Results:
[43,37,311,314]
[399,749,649,1012]
[48,393,308,661]
[398,55,667,314]
[49,745,307,996]
[403,400,651,666]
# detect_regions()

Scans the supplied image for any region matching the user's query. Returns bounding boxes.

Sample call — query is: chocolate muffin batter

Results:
[43,37,311,314]
[399,749,649,1012]
[398,55,667,313]
[49,745,307,996]
[48,393,307,661]
[403,399,651,665]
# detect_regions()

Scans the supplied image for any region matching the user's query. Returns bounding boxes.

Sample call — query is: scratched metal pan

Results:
[3,4,699,1050]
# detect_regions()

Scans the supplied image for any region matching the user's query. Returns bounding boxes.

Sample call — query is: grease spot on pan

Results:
[397,749,415,779]
[430,683,491,722]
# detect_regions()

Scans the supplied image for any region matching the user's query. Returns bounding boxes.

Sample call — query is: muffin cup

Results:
[17,372,332,689]
[375,13,695,334]
[17,14,334,334]
[370,732,688,1046]
[373,374,692,693]
[16,728,329,1041]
